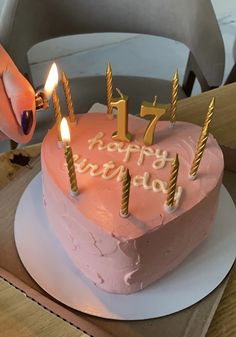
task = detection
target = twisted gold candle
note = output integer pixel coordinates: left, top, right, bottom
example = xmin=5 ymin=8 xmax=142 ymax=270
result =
xmin=52 ymin=90 xmax=62 ymax=141
xmin=120 ymin=168 xmax=131 ymax=218
xmin=189 ymin=126 xmax=209 ymax=179
xmin=64 ymin=145 xmax=79 ymax=196
xmin=170 ymin=70 xmax=179 ymax=124
xmin=62 ymin=71 xmax=76 ymax=124
xmin=60 ymin=118 xmax=79 ymax=197
xmin=203 ymin=97 xmax=215 ymax=130
xmin=189 ymin=98 xmax=215 ymax=179
xmin=106 ymin=63 xmax=113 ymax=117
xmin=165 ymin=154 xmax=179 ymax=211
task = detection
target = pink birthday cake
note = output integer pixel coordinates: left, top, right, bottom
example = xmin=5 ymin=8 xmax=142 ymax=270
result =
xmin=41 ymin=112 xmax=223 ymax=294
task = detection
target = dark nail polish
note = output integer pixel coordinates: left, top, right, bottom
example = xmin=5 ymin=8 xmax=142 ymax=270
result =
xmin=21 ymin=110 xmax=33 ymax=135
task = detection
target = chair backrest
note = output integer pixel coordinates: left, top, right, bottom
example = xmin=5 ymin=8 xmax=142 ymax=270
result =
xmin=1 ymin=0 xmax=224 ymax=87
xmin=225 ymin=37 xmax=236 ymax=84
xmin=233 ymin=38 xmax=236 ymax=62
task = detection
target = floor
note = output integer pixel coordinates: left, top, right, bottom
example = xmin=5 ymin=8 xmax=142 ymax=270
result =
xmin=0 ymin=0 xmax=236 ymax=152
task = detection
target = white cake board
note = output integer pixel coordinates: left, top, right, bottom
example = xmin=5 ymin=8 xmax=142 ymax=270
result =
xmin=14 ymin=173 xmax=236 ymax=320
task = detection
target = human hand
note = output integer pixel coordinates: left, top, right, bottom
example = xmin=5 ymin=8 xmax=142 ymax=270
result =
xmin=0 ymin=44 xmax=36 ymax=144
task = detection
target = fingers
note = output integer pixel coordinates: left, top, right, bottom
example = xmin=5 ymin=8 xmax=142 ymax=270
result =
xmin=0 ymin=131 xmax=7 ymax=141
xmin=0 ymin=78 xmax=36 ymax=144
xmin=3 ymin=66 xmax=36 ymax=126
xmin=0 ymin=44 xmax=36 ymax=143
xmin=0 ymin=45 xmax=17 ymax=76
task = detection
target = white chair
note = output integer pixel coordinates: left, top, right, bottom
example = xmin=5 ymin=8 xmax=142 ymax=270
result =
xmin=0 ymin=0 xmax=225 ymax=144
xmin=225 ymin=37 xmax=236 ymax=84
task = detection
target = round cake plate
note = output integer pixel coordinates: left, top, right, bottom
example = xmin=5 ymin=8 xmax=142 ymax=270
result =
xmin=14 ymin=173 xmax=236 ymax=320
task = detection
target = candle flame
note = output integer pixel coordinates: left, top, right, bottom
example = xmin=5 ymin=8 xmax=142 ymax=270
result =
xmin=44 ymin=63 xmax=58 ymax=97
xmin=60 ymin=117 xmax=71 ymax=143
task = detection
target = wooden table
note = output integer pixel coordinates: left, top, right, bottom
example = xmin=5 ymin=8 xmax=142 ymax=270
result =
xmin=0 ymin=83 xmax=236 ymax=337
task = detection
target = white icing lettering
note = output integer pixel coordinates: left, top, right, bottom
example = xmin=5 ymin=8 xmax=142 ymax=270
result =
xmin=107 ymin=141 xmax=125 ymax=152
xmin=174 ymin=186 xmax=183 ymax=209
xmin=152 ymin=178 xmax=168 ymax=193
xmin=137 ymin=146 xmax=155 ymax=166
xmin=132 ymin=171 xmax=177 ymax=194
xmin=88 ymin=132 xmax=174 ymax=169
xmin=119 ymin=143 xmax=140 ymax=162
xmin=65 ymin=155 xmax=183 ymax=208
xmin=88 ymin=132 xmax=107 ymax=151
xmin=68 ymin=132 xmax=184 ymax=211
xmin=152 ymin=149 xmax=173 ymax=169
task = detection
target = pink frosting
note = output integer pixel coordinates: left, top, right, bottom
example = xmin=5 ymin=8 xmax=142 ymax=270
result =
xmin=41 ymin=113 xmax=223 ymax=294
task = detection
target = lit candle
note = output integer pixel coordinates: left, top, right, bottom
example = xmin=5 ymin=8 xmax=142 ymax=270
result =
xmin=120 ymin=168 xmax=131 ymax=218
xmin=189 ymin=98 xmax=215 ymax=179
xmin=43 ymin=63 xmax=62 ymax=141
xmin=60 ymin=118 xmax=79 ymax=197
xmin=140 ymin=96 xmax=166 ymax=145
xmin=165 ymin=154 xmax=179 ymax=212
xmin=62 ymin=71 xmax=76 ymax=125
xmin=44 ymin=63 xmax=58 ymax=98
xmin=170 ymin=70 xmax=179 ymax=124
xmin=52 ymin=90 xmax=62 ymax=141
xmin=35 ymin=62 xmax=59 ymax=110
xmin=106 ymin=63 xmax=113 ymax=117
xmin=111 ymin=88 xmax=132 ymax=142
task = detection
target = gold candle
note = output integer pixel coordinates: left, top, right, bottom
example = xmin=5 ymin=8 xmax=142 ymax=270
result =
xmin=60 ymin=118 xmax=79 ymax=197
xmin=44 ymin=63 xmax=58 ymax=98
xmin=106 ymin=63 xmax=113 ymax=117
xmin=111 ymin=88 xmax=132 ymax=142
xmin=52 ymin=90 xmax=62 ymax=141
xmin=140 ymin=96 xmax=166 ymax=146
xmin=170 ymin=70 xmax=179 ymax=124
xmin=120 ymin=168 xmax=131 ymax=218
xmin=189 ymin=126 xmax=209 ymax=179
xmin=62 ymin=71 xmax=76 ymax=125
xmin=44 ymin=63 xmax=62 ymax=141
xmin=165 ymin=154 xmax=179 ymax=211
xmin=189 ymin=98 xmax=215 ymax=179
xmin=203 ymin=97 xmax=215 ymax=130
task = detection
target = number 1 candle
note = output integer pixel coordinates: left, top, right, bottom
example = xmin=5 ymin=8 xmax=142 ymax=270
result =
xmin=111 ymin=88 xmax=133 ymax=142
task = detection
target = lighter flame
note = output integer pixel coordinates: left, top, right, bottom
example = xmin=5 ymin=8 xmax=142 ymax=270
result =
xmin=60 ymin=117 xmax=71 ymax=143
xmin=44 ymin=63 xmax=58 ymax=97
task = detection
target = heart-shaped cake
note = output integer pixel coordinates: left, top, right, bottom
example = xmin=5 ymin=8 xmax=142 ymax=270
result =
xmin=41 ymin=113 xmax=223 ymax=294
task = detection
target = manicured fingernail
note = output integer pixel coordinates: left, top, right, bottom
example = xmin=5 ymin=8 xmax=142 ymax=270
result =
xmin=21 ymin=110 xmax=33 ymax=135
